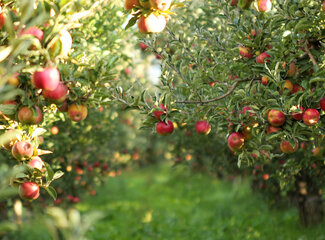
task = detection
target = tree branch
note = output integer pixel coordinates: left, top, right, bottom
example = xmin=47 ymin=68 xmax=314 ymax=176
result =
xmin=175 ymin=78 xmax=250 ymax=104
xmin=305 ymin=40 xmax=317 ymax=66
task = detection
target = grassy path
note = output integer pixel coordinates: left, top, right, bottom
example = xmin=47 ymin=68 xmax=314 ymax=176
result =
xmin=77 ymin=165 xmax=325 ymax=240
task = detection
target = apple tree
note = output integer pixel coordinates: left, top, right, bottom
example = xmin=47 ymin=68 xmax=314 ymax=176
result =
xmin=124 ymin=0 xmax=325 ymax=226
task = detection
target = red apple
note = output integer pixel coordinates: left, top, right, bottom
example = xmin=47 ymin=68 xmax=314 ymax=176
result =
xmin=42 ymin=82 xmax=68 ymax=103
xmin=32 ymin=67 xmax=60 ymax=91
xmin=230 ymin=0 xmax=238 ymax=6
xmin=281 ymin=80 xmax=293 ymax=93
xmin=268 ymin=109 xmax=285 ymax=127
xmin=291 ymin=84 xmax=305 ymax=94
xmin=320 ymin=97 xmax=325 ymax=111
xmin=156 ymin=120 xmax=174 ymax=136
xmin=280 ymin=139 xmax=298 ymax=154
xmin=256 ymin=52 xmax=271 ymax=64
xmin=291 ymin=105 xmax=305 ymax=120
xmin=0 ymin=6 xmax=5 ymax=29
xmin=323 ymin=1 xmax=325 ymax=12
xmin=267 ymin=125 xmax=281 ymax=134
xmin=255 ymin=0 xmax=272 ymax=12
xmin=153 ymin=104 xmax=166 ymax=120
xmin=228 ymin=132 xmax=245 ymax=151
xmin=18 ymin=106 xmax=43 ymax=125
xmin=312 ymin=147 xmax=321 ymax=157
xmin=137 ymin=14 xmax=167 ymax=34
xmin=302 ymin=108 xmax=319 ymax=126
xmin=29 ymin=156 xmax=44 ymax=170
xmin=195 ymin=121 xmax=211 ymax=135
xmin=149 ymin=0 xmax=172 ymax=11
xmin=68 ymin=103 xmax=88 ymax=122
xmin=241 ymin=106 xmax=255 ymax=117
xmin=51 ymin=126 xmax=59 ymax=135
xmin=125 ymin=0 xmax=140 ymax=10
xmin=20 ymin=27 xmax=44 ymax=42
xmin=12 ymin=141 xmax=34 ymax=161
xmin=139 ymin=42 xmax=148 ymax=50
xmin=238 ymin=45 xmax=253 ymax=59
xmin=19 ymin=182 xmax=40 ymax=200
xmin=261 ymin=76 xmax=268 ymax=86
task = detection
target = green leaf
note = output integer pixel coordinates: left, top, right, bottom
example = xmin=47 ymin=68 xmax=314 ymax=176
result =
xmin=53 ymin=171 xmax=64 ymax=180
xmin=45 ymin=186 xmax=57 ymax=200
xmin=44 ymin=162 xmax=54 ymax=182
xmin=125 ymin=16 xmax=138 ymax=30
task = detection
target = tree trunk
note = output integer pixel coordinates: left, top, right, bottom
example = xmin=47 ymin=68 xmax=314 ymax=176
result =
xmin=296 ymin=177 xmax=324 ymax=227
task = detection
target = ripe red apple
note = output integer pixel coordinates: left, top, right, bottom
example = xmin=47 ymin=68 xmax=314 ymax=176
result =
xmin=19 ymin=182 xmax=40 ymax=200
xmin=255 ymin=0 xmax=272 ymax=12
xmin=256 ymin=52 xmax=271 ymax=64
xmin=139 ymin=42 xmax=148 ymax=50
xmin=312 ymin=147 xmax=321 ymax=157
xmin=137 ymin=14 xmax=167 ymax=34
xmin=42 ymin=82 xmax=68 ymax=104
xmin=12 ymin=141 xmax=34 ymax=161
xmin=195 ymin=121 xmax=211 ymax=135
xmin=18 ymin=106 xmax=43 ymax=125
xmin=20 ymin=26 xmax=44 ymax=42
xmin=238 ymin=45 xmax=253 ymax=58
xmin=241 ymin=106 xmax=255 ymax=117
xmin=268 ymin=109 xmax=285 ymax=127
xmin=261 ymin=76 xmax=268 ymax=86
xmin=0 ymin=6 xmax=5 ymax=29
xmin=32 ymin=67 xmax=60 ymax=91
xmin=230 ymin=0 xmax=238 ymax=6
xmin=291 ymin=105 xmax=305 ymax=120
xmin=263 ymin=174 xmax=269 ymax=180
xmin=153 ymin=104 xmax=166 ymax=120
xmin=29 ymin=156 xmax=44 ymax=170
xmin=323 ymin=1 xmax=325 ymax=12
xmin=320 ymin=97 xmax=325 ymax=111
xmin=149 ymin=0 xmax=172 ymax=11
xmin=51 ymin=126 xmax=59 ymax=135
xmin=302 ymin=108 xmax=319 ymax=126
xmin=282 ymin=80 xmax=293 ymax=93
xmin=267 ymin=125 xmax=281 ymax=134
xmin=228 ymin=132 xmax=245 ymax=152
xmin=156 ymin=120 xmax=174 ymax=136
xmin=291 ymin=84 xmax=305 ymax=94
xmin=125 ymin=0 xmax=140 ymax=10
xmin=68 ymin=103 xmax=88 ymax=122
xmin=280 ymin=139 xmax=298 ymax=154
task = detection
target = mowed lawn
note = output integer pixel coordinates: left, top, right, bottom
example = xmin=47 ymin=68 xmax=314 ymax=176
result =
xmin=77 ymin=164 xmax=325 ymax=240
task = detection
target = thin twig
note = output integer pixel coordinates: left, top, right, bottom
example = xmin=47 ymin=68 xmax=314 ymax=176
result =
xmin=175 ymin=78 xmax=250 ymax=104
xmin=305 ymin=40 xmax=317 ymax=66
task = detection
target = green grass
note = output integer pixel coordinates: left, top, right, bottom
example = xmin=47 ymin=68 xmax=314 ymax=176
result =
xmin=8 ymin=164 xmax=325 ymax=240
xmin=77 ymin=164 xmax=325 ymax=240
